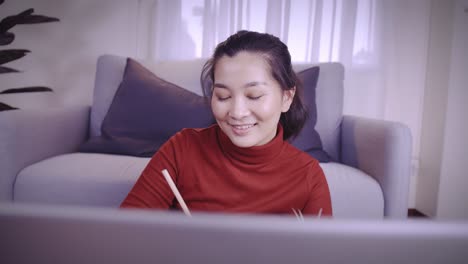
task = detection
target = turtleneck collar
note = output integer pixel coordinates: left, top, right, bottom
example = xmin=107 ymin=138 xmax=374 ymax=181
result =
xmin=216 ymin=123 xmax=285 ymax=165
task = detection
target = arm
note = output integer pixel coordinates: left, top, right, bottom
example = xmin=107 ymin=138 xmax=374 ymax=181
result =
xmin=0 ymin=106 xmax=90 ymax=201
xmin=341 ymin=115 xmax=412 ymax=218
xmin=303 ymin=161 xmax=333 ymax=216
xmin=120 ymin=132 xmax=184 ymax=209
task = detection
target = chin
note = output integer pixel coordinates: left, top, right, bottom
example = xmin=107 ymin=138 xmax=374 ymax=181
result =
xmin=229 ymin=138 xmax=257 ymax=148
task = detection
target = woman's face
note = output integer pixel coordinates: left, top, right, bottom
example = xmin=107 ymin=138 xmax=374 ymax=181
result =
xmin=211 ymin=51 xmax=295 ymax=148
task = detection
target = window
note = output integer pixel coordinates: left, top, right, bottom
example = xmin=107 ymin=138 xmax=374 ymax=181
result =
xmin=154 ymin=0 xmax=378 ymax=65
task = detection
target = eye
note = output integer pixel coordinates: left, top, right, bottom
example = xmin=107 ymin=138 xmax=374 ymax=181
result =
xmin=216 ymin=95 xmax=231 ymax=101
xmin=213 ymin=90 xmax=231 ymax=102
xmin=247 ymin=95 xmax=263 ymax=100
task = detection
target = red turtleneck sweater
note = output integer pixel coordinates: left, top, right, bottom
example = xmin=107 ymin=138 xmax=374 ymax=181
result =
xmin=120 ymin=124 xmax=332 ymax=216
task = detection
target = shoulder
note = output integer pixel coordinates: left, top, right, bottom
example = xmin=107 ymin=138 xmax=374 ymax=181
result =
xmin=177 ymin=124 xmax=217 ymax=141
xmin=163 ymin=124 xmax=217 ymax=150
xmin=282 ymin=142 xmax=319 ymax=166
xmin=286 ymin=146 xmax=326 ymax=188
xmin=279 ymin=143 xmax=325 ymax=190
xmin=153 ymin=125 xmax=218 ymax=161
xmin=282 ymin=142 xmax=323 ymax=179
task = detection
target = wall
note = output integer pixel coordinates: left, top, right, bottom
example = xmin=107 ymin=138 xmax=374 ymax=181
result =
xmin=0 ymin=0 xmax=139 ymax=108
xmin=417 ymin=0 xmax=468 ymax=219
xmin=436 ymin=0 xmax=468 ymax=219
xmin=378 ymin=1 xmax=432 ymax=208
xmin=416 ymin=0 xmax=455 ymax=217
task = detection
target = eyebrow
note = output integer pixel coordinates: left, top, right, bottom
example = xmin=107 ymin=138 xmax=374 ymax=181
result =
xmin=213 ymin=81 xmax=267 ymax=89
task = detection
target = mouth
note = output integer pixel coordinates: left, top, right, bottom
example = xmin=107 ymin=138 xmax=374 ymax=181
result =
xmin=229 ymin=123 xmax=257 ymax=135
xmin=230 ymin=123 xmax=256 ymax=129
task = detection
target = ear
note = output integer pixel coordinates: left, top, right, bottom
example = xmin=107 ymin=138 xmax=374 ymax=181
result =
xmin=281 ymin=87 xmax=296 ymax=112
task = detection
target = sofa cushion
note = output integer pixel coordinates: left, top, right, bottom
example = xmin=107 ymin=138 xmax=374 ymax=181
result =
xmin=14 ymin=153 xmax=150 ymax=207
xmin=80 ymin=58 xmax=214 ymax=157
xmin=292 ymin=67 xmax=329 ymax=162
xmin=89 ymin=55 xmax=208 ymax=138
xmin=90 ymin=55 xmax=127 ymax=138
xmin=293 ymin=63 xmax=344 ymax=162
xmin=14 ymin=153 xmax=384 ymax=218
xmin=321 ymin=162 xmax=384 ymax=219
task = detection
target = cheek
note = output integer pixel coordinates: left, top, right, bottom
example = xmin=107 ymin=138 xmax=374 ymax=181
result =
xmin=210 ymin=98 xmax=227 ymax=118
xmin=255 ymin=98 xmax=283 ymax=118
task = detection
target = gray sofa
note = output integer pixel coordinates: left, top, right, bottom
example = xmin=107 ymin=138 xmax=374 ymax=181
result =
xmin=0 ymin=54 xmax=412 ymax=219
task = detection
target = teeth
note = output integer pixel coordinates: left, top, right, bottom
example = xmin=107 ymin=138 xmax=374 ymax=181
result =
xmin=232 ymin=124 xmax=254 ymax=130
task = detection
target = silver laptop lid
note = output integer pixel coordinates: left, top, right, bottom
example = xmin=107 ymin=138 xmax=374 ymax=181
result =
xmin=1 ymin=203 xmax=467 ymax=264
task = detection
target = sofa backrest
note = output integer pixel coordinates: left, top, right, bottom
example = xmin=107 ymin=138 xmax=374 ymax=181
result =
xmin=90 ymin=54 xmax=344 ymax=161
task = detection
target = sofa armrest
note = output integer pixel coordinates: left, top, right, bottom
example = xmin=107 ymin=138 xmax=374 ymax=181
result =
xmin=341 ymin=115 xmax=412 ymax=218
xmin=0 ymin=106 xmax=90 ymax=201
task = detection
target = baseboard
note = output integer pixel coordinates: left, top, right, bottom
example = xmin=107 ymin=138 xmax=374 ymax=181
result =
xmin=408 ymin=208 xmax=428 ymax=218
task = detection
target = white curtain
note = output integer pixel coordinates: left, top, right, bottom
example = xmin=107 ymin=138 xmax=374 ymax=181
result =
xmin=137 ymin=0 xmax=431 ymax=159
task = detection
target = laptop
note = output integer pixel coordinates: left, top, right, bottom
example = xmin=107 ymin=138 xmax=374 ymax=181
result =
xmin=1 ymin=203 xmax=467 ymax=264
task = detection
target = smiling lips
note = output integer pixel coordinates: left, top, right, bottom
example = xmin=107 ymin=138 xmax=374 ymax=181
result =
xmin=230 ymin=123 xmax=256 ymax=135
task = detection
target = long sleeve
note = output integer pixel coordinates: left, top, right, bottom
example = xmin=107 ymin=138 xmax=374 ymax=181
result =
xmin=120 ymin=131 xmax=186 ymax=209
xmin=303 ymin=160 xmax=333 ymax=216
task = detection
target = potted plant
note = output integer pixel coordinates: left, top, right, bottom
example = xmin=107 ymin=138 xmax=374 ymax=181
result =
xmin=0 ymin=0 xmax=59 ymax=111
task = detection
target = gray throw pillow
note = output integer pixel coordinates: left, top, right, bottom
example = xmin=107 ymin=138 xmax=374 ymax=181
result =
xmin=79 ymin=58 xmax=214 ymax=157
xmin=291 ymin=66 xmax=330 ymax=162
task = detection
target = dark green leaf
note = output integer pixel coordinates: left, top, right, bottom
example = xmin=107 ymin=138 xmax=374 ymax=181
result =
xmin=0 ymin=16 xmax=17 ymax=33
xmin=0 ymin=102 xmax=19 ymax=111
xmin=16 ymin=8 xmax=35 ymax=18
xmin=0 ymin=9 xmax=34 ymax=32
xmin=0 ymin=32 xmax=15 ymax=45
xmin=17 ymin=15 xmax=60 ymax=24
xmin=0 ymin=9 xmax=34 ymax=30
xmin=0 ymin=87 xmax=53 ymax=94
xmin=0 ymin=8 xmax=59 ymax=33
xmin=0 ymin=49 xmax=30 ymax=65
xmin=0 ymin=65 xmax=20 ymax=73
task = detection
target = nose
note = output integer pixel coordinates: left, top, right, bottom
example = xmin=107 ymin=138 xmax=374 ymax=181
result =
xmin=228 ymin=98 xmax=250 ymax=120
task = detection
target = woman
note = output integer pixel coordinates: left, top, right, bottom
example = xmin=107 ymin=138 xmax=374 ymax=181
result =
xmin=120 ymin=30 xmax=332 ymax=216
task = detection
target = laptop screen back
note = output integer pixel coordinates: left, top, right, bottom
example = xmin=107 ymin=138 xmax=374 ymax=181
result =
xmin=1 ymin=203 xmax=467 ymax=264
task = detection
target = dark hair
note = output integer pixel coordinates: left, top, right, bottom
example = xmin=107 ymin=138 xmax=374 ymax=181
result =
xmin=200 ymin=30 xmax=308 ymax=140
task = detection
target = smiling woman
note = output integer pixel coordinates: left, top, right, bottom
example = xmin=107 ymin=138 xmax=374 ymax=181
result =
xmin=201 ymin=31 xmax=308 ymax=142
xmin=120 ymin=30 xmax=332 ymax=217
xmin=210 ymin=51 xmax=295 ymax=147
